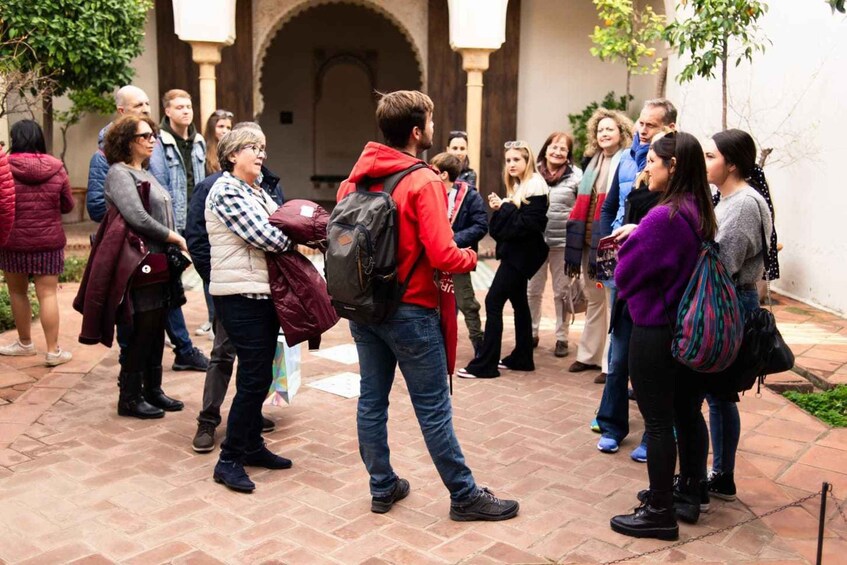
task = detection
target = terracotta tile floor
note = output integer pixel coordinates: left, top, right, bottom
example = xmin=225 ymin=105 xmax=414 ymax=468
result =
xmin=1 ymin=260 xmax=847 ymax=563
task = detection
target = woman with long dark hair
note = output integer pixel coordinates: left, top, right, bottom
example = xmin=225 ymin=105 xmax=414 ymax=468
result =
xmin=458 ymin=141 xmax=549 ymax=379
xmin=610 ymin=132 xmax=717 ymax=540
xmin=0 ymin=120 xmax=75 ymax=365
xmin=702 ymin=129 xmax=773 ymax=502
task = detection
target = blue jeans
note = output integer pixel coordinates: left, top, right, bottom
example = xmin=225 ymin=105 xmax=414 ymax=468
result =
xmin=597 ymin=285 xmax=633 ymax=442
xmin=350 ymin=304 xmax=477 ymax=501
xmin=706 ymin=288 xmax=760 ymax=474
xmin=165 ymin=306 xmax=194 ymax=357
xmin=216 ymin=295 xmax=280 ymax=461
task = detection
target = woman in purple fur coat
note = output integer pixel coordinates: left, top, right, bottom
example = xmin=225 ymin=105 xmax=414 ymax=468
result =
xmin=608 ymin=132 xmax=718 ymax=541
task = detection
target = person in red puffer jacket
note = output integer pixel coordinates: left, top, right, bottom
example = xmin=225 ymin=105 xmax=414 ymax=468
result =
xmin=0 ymin=120 xmax=75 ymax=366
xmin=0 ymin=145 xmax=14 ymax=246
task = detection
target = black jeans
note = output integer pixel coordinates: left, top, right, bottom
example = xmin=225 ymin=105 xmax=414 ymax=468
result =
xmin=122 ymin=307 xmax=166 ymax=374
xmin=216 ymin=295 xmax=280 ymax=462
xmin=466 ymin=261 xmax=533 ymax=377
xmin=629 ymin=325 xmax=708 ymax=509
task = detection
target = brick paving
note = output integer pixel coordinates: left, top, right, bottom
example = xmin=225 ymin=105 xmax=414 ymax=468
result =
xmin=1 ymin=260 xmax=847 ymax=563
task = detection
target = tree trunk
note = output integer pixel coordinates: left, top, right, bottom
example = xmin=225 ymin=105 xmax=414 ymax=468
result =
xmin=655 ymin=58 xmax=669 ymax=98
xmin=721 ymin=38 xmax=728 ymax=131
xmin=42 ymin=92 xmax=54 ymax=154
xmin=625 ymin=70 xmax=632 ymax=112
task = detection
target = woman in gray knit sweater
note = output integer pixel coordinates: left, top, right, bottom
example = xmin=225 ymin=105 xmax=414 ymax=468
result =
xmin=702 ymin=129 xmax=773 ymax=503
xmin=527 ymin=132 xmax=582 ymax=358
xmin=103 ymin=115 xmax=188 ymax=420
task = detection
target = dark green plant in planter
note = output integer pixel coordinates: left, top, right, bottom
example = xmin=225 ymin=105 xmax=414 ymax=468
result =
xmin=784 ymin=386 xmax=847 ymax=427
xmin=59 ymin=256 xmax=88 ymax=283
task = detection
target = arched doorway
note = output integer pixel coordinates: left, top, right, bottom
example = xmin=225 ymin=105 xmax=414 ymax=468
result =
xmin=257 ymin=2 xmax=423 ymax=205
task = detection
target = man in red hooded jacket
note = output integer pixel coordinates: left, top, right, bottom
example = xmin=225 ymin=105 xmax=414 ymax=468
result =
xmin=337 ymin=90 xmax=518 ymax=522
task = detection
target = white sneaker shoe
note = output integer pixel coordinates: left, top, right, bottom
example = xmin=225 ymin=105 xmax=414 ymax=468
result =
xmin=45 ymin=348 xmax=72 ymax=367
xmin=0 ymin=340 xmax=37 ymax=356
xmin=195 ymin=322 xmax=213 ymax=336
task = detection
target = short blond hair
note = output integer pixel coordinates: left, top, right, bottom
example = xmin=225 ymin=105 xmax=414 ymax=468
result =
xmin=376 ymin=90 xmax=434 ymax=148
xmin=584 ymin=108 xmax=634 ymax=158
xmin=162 ymin=89 xmax=191 ymax=109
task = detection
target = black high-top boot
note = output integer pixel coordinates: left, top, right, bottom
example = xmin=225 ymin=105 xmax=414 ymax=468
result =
xmin=673 ymin=476 xmax=702 ymax=524
xmin=143 ymin=366 xmax=184 ymax=411
xmin=611 ymin=490 xmax=679 ymax=540
xmin=118 ymin=371 xmax=165 ymax=419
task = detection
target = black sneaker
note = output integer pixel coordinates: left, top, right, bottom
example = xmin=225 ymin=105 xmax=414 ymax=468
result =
xmin=173 ymin=347 xmax=210 ymax=371
xmin=262 ymin=416 xmax=276 ymax=433
xmin=450 ymin=487 xmax=519 ymax=522
xmin=213 ymin=459 xmax=255 ymax=493
xmin=192 ymin=422 xmax=216 ymax=453
xmin=371 ymin=478 xmax=410 ymax=514
xmin=708 ymin=471 xmax=736 ymax=501
xmin=611 ymin=502 xmax=678 ymax=540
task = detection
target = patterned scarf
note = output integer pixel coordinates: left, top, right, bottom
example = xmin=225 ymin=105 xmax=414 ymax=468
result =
xmin=538 ymin=160 xmax=569 ymax=186
xmin=565 ymin=150 xmax=623 ymax=278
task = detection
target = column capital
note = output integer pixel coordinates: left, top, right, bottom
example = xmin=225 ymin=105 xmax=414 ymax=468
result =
xmin=459 ymin=48 xmax=494 ymax=73
xmin=188 ymin=41 xmax=225 ymax=65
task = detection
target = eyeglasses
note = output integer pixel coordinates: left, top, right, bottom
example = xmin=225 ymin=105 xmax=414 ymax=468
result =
xmin=449 ymin=130 xmax=468 ymax=139
xmin=133 ymin=132 xmax=156 ymax=142
xmin=504 ymin=140 xmax=529 ymax=149
xmin=242 ymin=144 xmax=267 ymax=158
xmin=213 ymin=109 xmax=234 ymax=118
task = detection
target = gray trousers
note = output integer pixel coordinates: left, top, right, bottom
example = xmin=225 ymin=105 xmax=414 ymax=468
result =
xmin=453 ymin=272 xmax=483 ymax=342
xmin=197 ymin=314 xmax=236 ymax=427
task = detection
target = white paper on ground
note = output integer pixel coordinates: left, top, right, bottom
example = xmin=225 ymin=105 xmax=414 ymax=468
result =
xmin=307 ymin=372 xmax=361 ymax=399
xmin=311 ymin=343 xmax=359 ymax=365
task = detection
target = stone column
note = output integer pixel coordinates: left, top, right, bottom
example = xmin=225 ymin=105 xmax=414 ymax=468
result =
xmin=189 ymin=42 xmax=225 ymax=134
xmin=459 ymin=48 xmax=493 ymax=181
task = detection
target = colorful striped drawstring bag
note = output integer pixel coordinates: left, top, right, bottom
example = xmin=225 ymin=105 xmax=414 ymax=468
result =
xmin=670 ymin=228 xmax=744 ymax=373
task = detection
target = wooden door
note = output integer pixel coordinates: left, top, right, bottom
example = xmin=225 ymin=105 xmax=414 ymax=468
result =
xmin=154 ymin=0 xmax=254 ymax=128
xmin=427 ymin=0 xmax=521 ymax=196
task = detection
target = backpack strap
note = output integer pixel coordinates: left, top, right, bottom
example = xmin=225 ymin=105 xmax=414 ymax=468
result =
xmin=384 ymin=162 xmax=430 ymax=293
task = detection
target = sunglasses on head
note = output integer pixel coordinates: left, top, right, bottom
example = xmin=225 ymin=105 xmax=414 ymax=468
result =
xmin=504 ymin=140 xmax=529 ymax=149
xmin=449 ymin=130 xmax=468 ymax=139
xmin=214 ymin=109 xmax=234 ymax=119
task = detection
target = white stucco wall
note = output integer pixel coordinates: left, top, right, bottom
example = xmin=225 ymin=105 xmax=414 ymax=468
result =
xmin=56 ymin=10 xmax=160 ymax=190
xmin=664 ymin=4 xmax=847 ymax=314
xmin=516 ymin=0 xmax=665 ymax=149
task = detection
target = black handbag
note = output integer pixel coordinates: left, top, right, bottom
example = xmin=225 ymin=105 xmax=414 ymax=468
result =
xmin=720 ymin=223 xmax=794 ymax=394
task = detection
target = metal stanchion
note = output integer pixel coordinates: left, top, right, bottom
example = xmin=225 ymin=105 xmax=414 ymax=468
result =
xmin=818 ymin=482 xmax=831 ymax=565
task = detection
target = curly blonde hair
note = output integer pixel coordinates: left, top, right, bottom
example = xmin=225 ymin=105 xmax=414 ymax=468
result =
xmin=584 ymin=108 xmax=634 ymax=158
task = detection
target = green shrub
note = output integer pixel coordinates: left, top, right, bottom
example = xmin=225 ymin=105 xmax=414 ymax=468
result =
xmin=784 ymin=386 xmax=847 ymax=427
xmin=0 ymin=284 xmax=40 ymax=332
xmin=568 ymin=91 xmax=633 ymax=166
xmin=59 ymin=256 xmax=88 ymax=283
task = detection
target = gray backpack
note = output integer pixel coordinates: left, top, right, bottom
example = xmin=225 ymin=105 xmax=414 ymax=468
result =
xmin=325 ymin=163 xmax=427 ymax=324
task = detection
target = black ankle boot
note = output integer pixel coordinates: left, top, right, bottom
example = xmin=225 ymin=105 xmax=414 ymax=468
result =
xmin=673 ymin=476 xmax=702 ymax=524
xmin=143 ymin=366 xmax=184 ymax=411
xmin=611 ymin=496 xmax=678 ymax=540
xmin=118 ymin=371 xmax=164 ymax=419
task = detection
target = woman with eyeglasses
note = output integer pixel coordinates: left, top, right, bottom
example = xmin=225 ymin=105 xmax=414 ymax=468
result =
xmin=196 ymin=109 xmax=235 ymax=339
xmin=527 ymin=132 xmax=582 ymax=358
xmin=206 ymin=127 xmax=293 ymax=493
xmin=446 ymin=130 xmax=477 ymax=187
xmin=458 ymin=141 xmax=549 ymax=379
xmin=101 ymin=114 xmax=188 ymax=419
xmin=565 ymin=109 xmax=633 ymax=379
xmin=610 ymin=132 xmax=717 ymax=540
xmin=0 ymin=120 xmax=75 ymax=366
